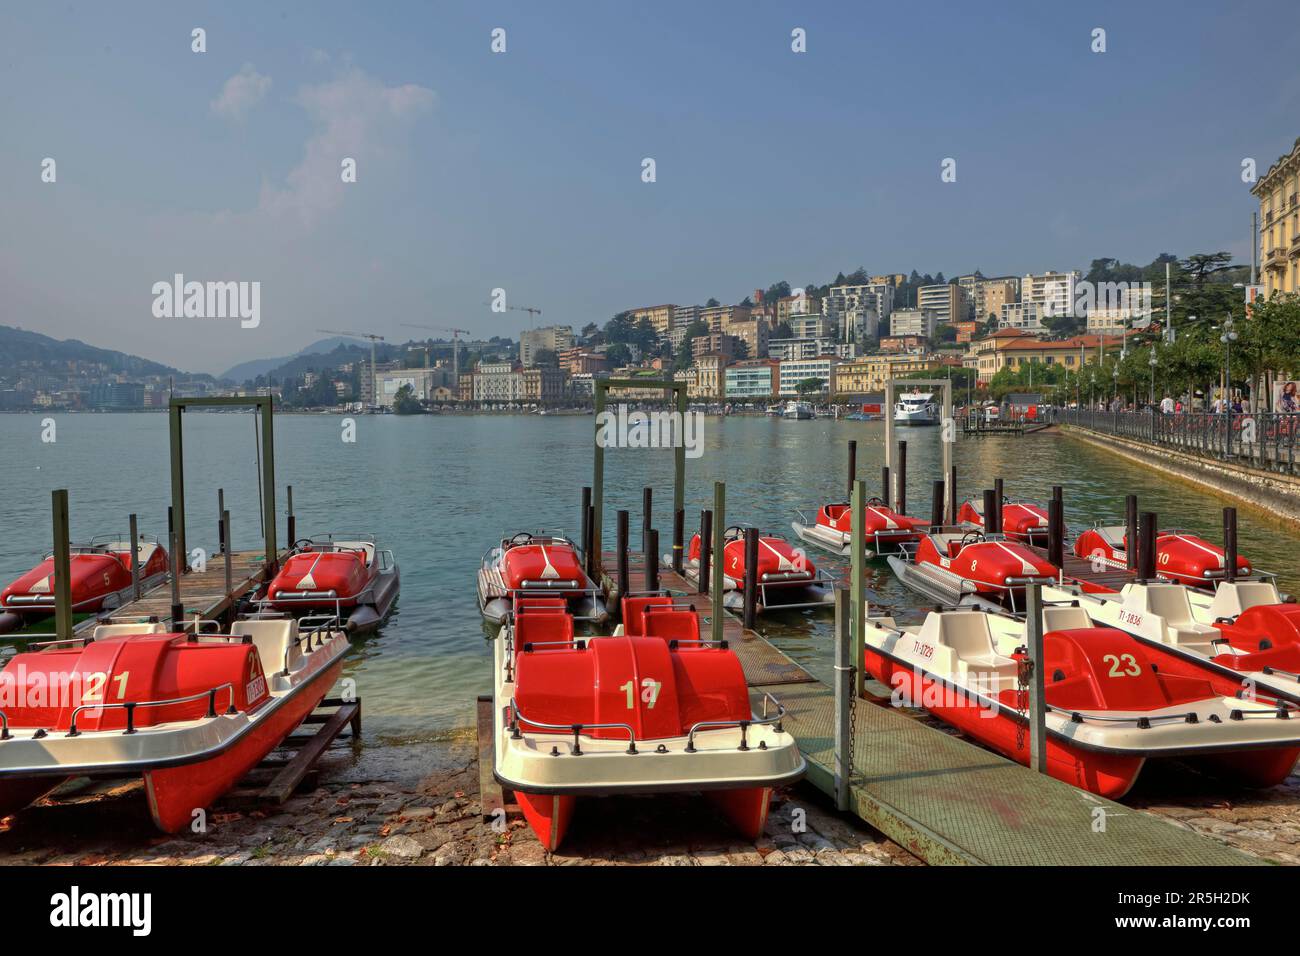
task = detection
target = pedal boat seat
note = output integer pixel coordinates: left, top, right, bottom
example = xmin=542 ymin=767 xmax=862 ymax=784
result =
xmin=916 ymin=611 xmax=1018 ymax=682
xmin=1140 ymin=585 xmax=1221 ymax=648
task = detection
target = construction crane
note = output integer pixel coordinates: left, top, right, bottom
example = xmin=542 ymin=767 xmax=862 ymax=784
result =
xmin=400 ymin=323 xmax=470 ymax=382
xmin=483 ymin=300 xmax=543 ymax=328
xmin=318 ymin=329 xmax=385 ymax=408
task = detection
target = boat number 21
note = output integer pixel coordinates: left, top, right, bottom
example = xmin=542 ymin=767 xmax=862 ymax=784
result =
xmin=621 ymin=678 xmax=662 ymax=708
xmin=1102 ymin=654 xmax=1141 ymax=678
xmin=82 ymin=671 xmax=129 ymax=702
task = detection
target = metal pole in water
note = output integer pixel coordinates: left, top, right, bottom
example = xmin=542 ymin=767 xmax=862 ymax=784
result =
xmin=929 ymin=480 xmax=945 ymax=531
xmin=948 ymin=465 xmax=958 ymax=525
xmin=982 ymin=489 xmax=998 ymax=535
xmin=833 ymin=588 xmax=851 ymax=812
xmin=846 ymin=440 xmax=857 ymax=500
xmin=223 ymin=510 xmax=233 ymax=600
xmin=642 ymin=487 xmax=652 ymax=553
xmin=52 ymin=490 xmax=73 ymax=644
xmin=645 ymin=528 xmax=660 ymax=593
xmin=129 ymin=512 xmax=141 ymax=600
xmin=711 ymin=482 xmax=725 ymax=646
xmin=1138 ymin=512 xmax=1158 ymax=581
xmin=1048 ymin=497 xmax=1064 ymax=569
xmin=585 ymin=504 xmax=595 ymax=579
xmin=699 ymin=510 xmax=713 ymax=595
xmin=217 ymin=488 xmax=226 ymax=555
xmin=169 ymin=530 xmax=183 ymax=627
xmin=993 ymin=478 xmax=1004 ymax=533
xmin=672 ymin=508 xmax=684 ymax=574
xmin=1026 ymin=583 xmax=1048 ymax=774
xmin=579 ymin=486 xmax=591 ymax=572
xmin=850 ymin=479 xmax=866 ymax=699
xmin=1223 ymin=507 xmax=1238 ymax=583
xmin=1125 ymin=495 xmax=1138 ymax=571
xmin=896 ymin=440 xmax=907 ymax=515
xmin=881 ymin=466 xmax=891 ymax=509
xmin=616 ymin=510 xmax=630 ymax=608
xmin=742 ymin=527 xmax=759 ymax=630
xmin=286 ymin=484 xmax=296 ymax=550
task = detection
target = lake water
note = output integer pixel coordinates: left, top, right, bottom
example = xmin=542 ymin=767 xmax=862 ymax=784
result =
xmin=3 ymin=412 xmax=1296 ymax=746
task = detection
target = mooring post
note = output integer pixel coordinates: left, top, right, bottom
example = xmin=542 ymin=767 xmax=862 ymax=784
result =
xmin=128 ymin=512 xmax=141 ymax=601
xmin=217 ymin=487 xmax=226 ymax=555
xmin=672 ymin=508 xmax=684 ymax=574
xmin=1026 ymin=583 xmax=1048 ymax=774
xmin=646 ymin=528 xmax=660 ymax=593
xmin=286 ymin=484 xmax=296 ymax=550
xmin=833 ymin=588 xmax=852 ymax=812
xmin=615 ymin=510 xmax=630 ymax=609
xmin=1223 ymin=507 xmax=1238 ymax=583
xmin=698 ymin=510 xmax=713 ymax=595
xmin=742 ymin=527 xmax=759 ymax=630
xmin=846 ymin=440 xmax=857 ymax=500
xmin=169 ymin=530 xmax=183 ymax=627
xmin=1125 ymin=494 xmax=1139 ymax=570
xmin=896 ymin=440 xmax=907 ymax=515
xmin=881 ymin=466 xmax=891 ymax=509
xmin=579 ymin=486 xmax=591 ymax=572
xmin=850 ymin=479 xmax=866 ymax=698
xmin=929 ymin=480 xmax=945 ymax=531
xmin=52 ymin=490 xmax=73 ymax=644
xmin=711 ymin=482 xmax=725 ymax=645
xmin=948 ymin=465 xmax=958 ymax=525
xmin=982 ymin=489 xmax=998 ymax=535
xmin=223 ymin=510 xmax=233 ymax=599
xmin=1048 ymin=496 xmax=1065 ymax=569
xmin=642 ymin=487 xmax=652 ymax=553
xmin=993 ymin=478 xmax=1004 ymax=533
xmin=584 ymin=504 xmax=596 ymax=579
xmin=1138 ymin=511 xmax=1158 ymax=581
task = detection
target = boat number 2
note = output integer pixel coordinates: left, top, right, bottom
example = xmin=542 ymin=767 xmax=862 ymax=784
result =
xmin=621 ymin=678 xmax=662 ymax=708
xmin=82 ymin=671 xmax=130 ymax=702
xmin=1102 ymin=654 xmax=1141 ymax=678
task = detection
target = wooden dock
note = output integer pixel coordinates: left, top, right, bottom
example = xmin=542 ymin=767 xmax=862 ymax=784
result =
xmin=603 ymin=550 xmax=1258 ymax=865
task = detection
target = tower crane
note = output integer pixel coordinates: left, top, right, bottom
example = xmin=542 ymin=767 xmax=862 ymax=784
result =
xmin=318 ymin=329 xmax=385 ymax=407
xmin=400 ymin=323 xmax=471 ymax=381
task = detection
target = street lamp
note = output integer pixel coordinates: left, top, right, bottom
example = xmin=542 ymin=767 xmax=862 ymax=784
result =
xmin=1148 ymin=347 xmax=1158 ymax=406
xmin=1219 ymin=315 xmax=1237 ymax=409
xmin=1112 ymin=362 xmax=1119 ymax=403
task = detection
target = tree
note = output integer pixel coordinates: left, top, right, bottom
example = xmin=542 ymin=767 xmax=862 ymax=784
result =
xmin=604 ymin=342 xmax=633 ymax=367
xmin=764 ymin=281 xmax=792 ymax=304
xmin=580 ymin=322 xmax=599 ymax=340
xmin=796 ymin=377 xmax=824 ymax=396
xmin=532 ymin=348 xmax=559 ymax=368
xmin=705 ymin=297 xmax=721 ymax=308
xmin=392 ymin=383 xmax=423 ymax=415
xmin=1180 ymin=252 xmax=1233 ymax=287
xmin=675 ymin=319 xmax=708 ymax=371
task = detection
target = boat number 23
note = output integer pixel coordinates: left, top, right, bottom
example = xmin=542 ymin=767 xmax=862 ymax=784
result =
xmin=1102 ymin=654 xmax=1141 ymax=678
xmin=620 ymin=678 xmax=662 ymax=709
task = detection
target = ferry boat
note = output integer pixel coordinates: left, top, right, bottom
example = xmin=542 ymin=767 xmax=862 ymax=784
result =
xmin=893 ymin=391 xmax=938 ymax=426
xmin=262 ymin=533 xmax=399 ymax=633
xmin=1072 ymin=525 xmax=1252 ymax=588
xmin=791 ymin=499 xmax=928 ymax=556
xmin=860 ymin=604 xmax=1300 ymax=799
xmin=782 ymin=401 xmax=814 ymax=420
xmin=957 ymin=498 xmax=1050 ymax=545
xmin=478 ymin=533 xmax=607 ymax=627
xmin=0 ymin=615 xmax=350 ymax=831
xmin=0 ymin=535 xmax=170 ymax=635
xmin=492 ymin=597 xmax=804 ymax=850
xmin=679 ymin=526 xmax=835 ymax=613
xmin=887 ymin=529 xmax=1057 ymax=611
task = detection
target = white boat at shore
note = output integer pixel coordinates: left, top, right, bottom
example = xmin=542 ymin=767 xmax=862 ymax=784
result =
xmin=894 ymin=391 xmax=938 ymax=426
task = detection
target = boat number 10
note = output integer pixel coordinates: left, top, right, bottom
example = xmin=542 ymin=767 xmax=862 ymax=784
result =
xmin=621 ymin=678 xmax=662 ymax=708
xmin=1102 ymin=654 xmax=1142 ymax=678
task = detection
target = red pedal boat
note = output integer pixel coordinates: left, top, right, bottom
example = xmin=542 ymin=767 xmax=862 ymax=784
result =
xmin=492 ymin=597 xmax=804 ymax=850
xmin=791 ymin=499 xmax=928 ymax=556
xmin=861 ymin=605 xmax=1300 ymax=798
xmin=0 ymin=616 xmax=349 ymax=831
xmin=478 ymin=533 xmax=607 ymax=627
xmin=887 ymin=529 xmax=1058 ymax=611
xmin=957 ymin=498 xmax=1049 ymax=545
xmin=263 ymin=533 xmax=399 ymax=632
xmin=1072 ymin=525 xmax=1252 ymax=588
xmin=0 ymin=536 xmax=169 ymax=634
xmin=680 ymin=525 xmax=835 ymax=613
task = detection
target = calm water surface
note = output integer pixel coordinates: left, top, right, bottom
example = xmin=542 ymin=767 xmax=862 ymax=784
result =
xmin=2 ymin=412 xmax=1296 ymax=743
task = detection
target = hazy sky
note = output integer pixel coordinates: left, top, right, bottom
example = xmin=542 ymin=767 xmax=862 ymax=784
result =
xmin=2 ymin=1 xmax=1298 ymax=375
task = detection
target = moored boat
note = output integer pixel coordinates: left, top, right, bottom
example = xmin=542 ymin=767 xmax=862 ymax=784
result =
xmin=1072 ymin=525 xmax=1253 ymax=588
xmin=0 ymin=615 xmax=350 ymax=830
xmin=957 ymin=498 xmax=1049 ymax=545
xmin=860 ymin=604 xmax=1300 ymax=798
xmin=678 ymin=525 xmax=835 ymax=613
xmin=893 ymin=391 xmax=938 ymax=426
xmin=261 ymin=533 xmax=399 ymax=633
xmin=492 ymin=598 xmax=804 ymax=849
xmin=887 ymin=529 xmax=1058 ymax=611
xmin=477 ymin=533 xmax=607 ymax=627
xmin=791 ymin=499 xmax=928 ymax=556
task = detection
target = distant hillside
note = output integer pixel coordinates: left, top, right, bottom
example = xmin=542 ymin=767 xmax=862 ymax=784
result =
xmin=0 ymin=324 xmax=195 ymax=378
xmin=220 ymin=336 xmax=364 ymax=383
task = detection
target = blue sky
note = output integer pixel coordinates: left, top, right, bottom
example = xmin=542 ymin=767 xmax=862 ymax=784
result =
xmin=2 ymin=0 xmax=1298 ymax=374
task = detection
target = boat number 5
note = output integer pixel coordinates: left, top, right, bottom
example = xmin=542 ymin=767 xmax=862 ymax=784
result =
xmin=621 ymin=678 xmax=662 ymax=709
xmin=1102 ymin=654 xmax=1141 ymax=678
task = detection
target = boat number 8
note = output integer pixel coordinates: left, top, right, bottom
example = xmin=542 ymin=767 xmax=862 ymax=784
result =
xmin=621 ymin=678 xmax=662 ymax=709
xmin=1102 ymin=654 xmax=1141 ymax=678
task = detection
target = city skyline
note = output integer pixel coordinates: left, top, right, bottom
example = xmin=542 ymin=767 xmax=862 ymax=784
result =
xmin=3 ymin=1 xmax=1298 ymax=373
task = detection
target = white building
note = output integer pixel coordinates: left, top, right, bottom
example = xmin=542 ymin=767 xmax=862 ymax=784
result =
xmin=1021 ymin=271 xmax=1080 ymax=319
xmin=473 ymin=361 xmax=523 ymax=402
xmin=787 ymin=313 xmax=832 ymax=339
xmin=769 ymin=337 xmax=856 ymax=362
xmin=999 ymin=301 xmax=1044 ymax=330
xmin=778 ymin=356 xmax=840 ymax=396
xmin=520 ymin=325 xmax=575 ymax=366
xmin=889 ymin=309 xmax=940 ymax=339
xmin=375 ymin=366 xmax=456 ymax=407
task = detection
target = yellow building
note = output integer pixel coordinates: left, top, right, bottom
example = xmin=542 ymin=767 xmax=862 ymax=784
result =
xmin=967 ymin=331 xmax=1124 ymax=384
xmin=831 ymin=354 xmax=942 ymax=395
xmin=629 ymin=304 xmax=677 ymax=336
xmin=1253 ymin=136 xmax=1300 ymax=296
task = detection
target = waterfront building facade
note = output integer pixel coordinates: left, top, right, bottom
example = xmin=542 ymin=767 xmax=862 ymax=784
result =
xmin=1252 ymin=136 xmax=1300 ymax=297
xmin=724 ymin=359 xmax=778 ymax=400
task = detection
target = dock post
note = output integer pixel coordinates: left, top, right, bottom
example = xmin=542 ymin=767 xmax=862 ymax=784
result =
xmin=850 ymin=479 xmax=866 ymax=698
xmin=51 ymin=490 xmax=73 ymax=644
xmin=672 ymin=508 xmax=684 ymax=574
xmin=169 ymin=530 xmax=183 ymax=626
xmin=286 ymin=484 xmax=296 ymax=549
xmin=896 ymin=440 xmax=907 ymax=516
xmin=1047 ymin=497 xmax=1065 ymax=569
xmin=642 ymin=487 xmax=652 ymax=553
xmin=993 ymin=478 xmax=1004 ymax=532
xmin=742 ymin=528 xmax=759 ymax=630
xmin=983 ymin=489 xmax=998 ymax=535
xmin=1124 ymin=495 xmax=1138 ymax=570
xmin=223 ymin=510 xmax=233 ymax=600
xmin=585 ymin=504 xmax=596 ymax=579
xmin=217 ymin=488 xmax=226 ymax=555
xmin=1138 ymin=512 xmax=1158 ymax=581
xmin=833 ymin=588 xmax=852 ymax=812
xmin=846 ymin=440 xmax=857 ymax=500
xmin=579 ymin=486 xmax=591 ymax=571
xmin=881 ymin=466 xmax=891 ymax=509
xmin=1026 ymin=583 xmax=1048 ymax=774
xmin=1223 ymin=507 xmax=1238 ymax=582
xmin=948 ymin=465 xmax=957 ymax=525
xmin=929 ymin=480 xmax=945 ymax=531
xmin=129 ymin=512 xmax=141 ymax=600
xmin=711 ymin=482 xmax=725 ymax=646
xmin=698 ymin=510 xmax=712 ymax=595
xmin=645 ymin=528 xmax=660 ymax=593
xmin=616 ymin=510 xmax=630 ymax=609
xmin=259 ymin=397 xmax=278 ymax=570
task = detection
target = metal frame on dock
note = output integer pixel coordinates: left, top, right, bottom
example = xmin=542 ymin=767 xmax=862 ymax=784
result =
xmin=884 ymin=378 xmax=954 ymax=522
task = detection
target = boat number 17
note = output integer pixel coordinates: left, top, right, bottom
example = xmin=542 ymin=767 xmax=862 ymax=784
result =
xmin=1102 ymin=654 xmax=1141 ymax=678
xmin=621 ymin=678 xmax=662 ymax=709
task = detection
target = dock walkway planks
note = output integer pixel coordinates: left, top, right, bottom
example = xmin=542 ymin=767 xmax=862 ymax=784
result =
xmin=602 ymin=550 xmax=1257 ymax=865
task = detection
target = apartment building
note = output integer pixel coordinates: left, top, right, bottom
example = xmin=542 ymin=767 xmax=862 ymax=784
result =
xmin=778 ymin=356 xmax=839 ymax=396
xmin=672 ymin=305 xmax=700 ymax=330
xmin=972 ymin=276 xmax=1020 ymax=324
xmin=519 ymin=324 xmax=575 ymax=366
xmin=917 ymin=283 xmax=969 ymax=325
xmin=693 ymin=353 xmax=727 ymax=399
xmin=878 ymin=334 xmax=928 ymax=353
xmin=1021 ymin=271 xmax=1080 ymax=319
xmin=691 ymin=332 xmax=739 ymax=362
xmin=472 ymin=361 xmax=524 ymax=402
xmin=699 ymin=303 xmax=752 ymax=332
xmin=831 ymin=355 xmax=943 ymax=396
xmin=375 ymin=366 xmax=456 ymax=407
xmin=870 ymin=274 xmax=907 ymax=287
xmin=724 ymin=360 xmax=778 ymax=400
xmin=967 ymin=329 xmax=1116 ymax=383
xmin=889 ymin=308 xmax=941 ymax=339
xmin=556 ymin=346 xmax=611 ymax=375
xmin=768 ymin=337 xmax=855 ymax=361
xmin=629 ymin=304 xmax=677 ymax=336
xmin=1253 ymin=136 xmax=1300 ymax=296
xmin=787 ymin=314 xmax=832 ymax=339
xmin=999 ymin=301 xmax=1045 ymax=330
xmin=728 ymin=318 xmax=769 ymax=358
